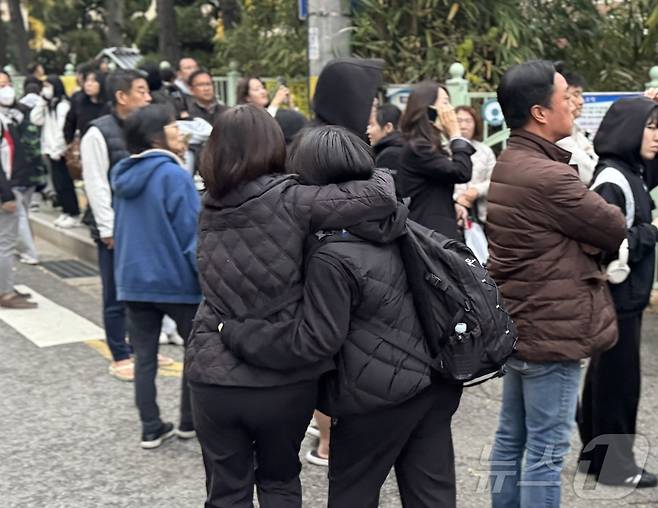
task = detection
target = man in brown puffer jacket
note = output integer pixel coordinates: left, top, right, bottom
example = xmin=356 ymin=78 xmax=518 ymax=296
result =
xmin=486 ymin=60 xmax=626 ymax=508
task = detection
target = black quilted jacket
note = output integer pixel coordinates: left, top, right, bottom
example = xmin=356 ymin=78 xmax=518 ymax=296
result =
xmin=185 ymin=171 xmax=398 ymax=387
xmin=221 ymin=206 xmax=441 ymax=416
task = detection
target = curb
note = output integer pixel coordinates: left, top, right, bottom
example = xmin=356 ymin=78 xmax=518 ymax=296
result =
xmin=29 ymin=212 xmax=98 ymax=266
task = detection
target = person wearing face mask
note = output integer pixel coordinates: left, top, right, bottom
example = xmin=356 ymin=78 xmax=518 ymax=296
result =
xmin=0 ymin=72 xmax=39 ymax=308
xmin=577 ymin=96 xmax=658 ymax=489
xmin=6 ymin=77 xmax=47 ymax=267
xmin=397 ymin=81 xmax=474 ymax=239
xmin=31 ymin=76 xmax=79 ymax=229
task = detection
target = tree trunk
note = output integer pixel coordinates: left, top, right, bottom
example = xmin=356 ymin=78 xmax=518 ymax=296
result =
xmin=157 ymin=0 xmax=180 ymax=64
xmin=8 ymin=0 xmax=31 ymax=73
xmin=0 ymin=21 xmax=9 ymax=69
xmin=106 ymin=0 xmax=125 ymax=47
xmin=221 ymin=0 xmax=241 ymax=29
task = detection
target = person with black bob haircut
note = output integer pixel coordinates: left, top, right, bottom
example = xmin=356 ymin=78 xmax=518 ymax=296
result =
xmin=397 ymin=80 xmax=475 ymax=239
xmin=186 ymin=104 xmax=398 ymax=507
xmin=219 ymin=124 xmax=463 ymax=508
xmin=111 ymin=104 xmax=201 ymax=449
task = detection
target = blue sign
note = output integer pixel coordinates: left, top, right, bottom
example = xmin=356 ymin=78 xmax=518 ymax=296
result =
xmin=299 ymin=0 xmax=308 ymax=20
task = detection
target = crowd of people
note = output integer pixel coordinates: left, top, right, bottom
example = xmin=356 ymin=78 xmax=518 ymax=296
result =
xmin=1 ymin=53 xmax=658 ymax=508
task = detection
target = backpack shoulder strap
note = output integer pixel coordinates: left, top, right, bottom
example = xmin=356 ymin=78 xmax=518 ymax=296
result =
xmin=590 ymin=166 xmax=635 ymax=228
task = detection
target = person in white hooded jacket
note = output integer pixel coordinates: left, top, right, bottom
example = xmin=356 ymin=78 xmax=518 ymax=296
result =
xmin=30 ymin=75 xmax=79 ymax=228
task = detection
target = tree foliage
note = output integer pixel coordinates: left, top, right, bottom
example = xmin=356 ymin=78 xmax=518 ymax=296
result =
xmin=351 ymin=0 xmax=658 ymax=90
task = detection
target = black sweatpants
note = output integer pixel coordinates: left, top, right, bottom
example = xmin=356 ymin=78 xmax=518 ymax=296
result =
xmin=125 ymin=301 xmax=198 ymax=433
xmin=578 ymin=313 xmax=643 ymax=481
xmin=328 ymin=382 xmax=463 ymax=508
xmin=190 ymin=381 xmax=317 ymax=508
xmin=49 ymin=157 xmax=80 ymax=217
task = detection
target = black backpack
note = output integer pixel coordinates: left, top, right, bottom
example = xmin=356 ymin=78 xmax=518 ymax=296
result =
xmin=398 ymin=220 xmax=517 ymax=385
xmin=310 ymin=220 xmax=517 ymax=386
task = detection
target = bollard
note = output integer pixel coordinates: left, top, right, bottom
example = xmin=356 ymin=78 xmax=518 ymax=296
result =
xmin=446 ymin=62 xmax=469 ymax=106
xmin=226 ymin=61 xmax=241 ymax=107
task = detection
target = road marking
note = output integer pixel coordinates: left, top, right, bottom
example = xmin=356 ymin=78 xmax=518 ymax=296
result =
xmin=0 ymin=285 xmax=104 ymax=347
xmin=86 ymin=339 xmax=182 ymax=377
xmin=1 ymin=286 xmax=182 ymax=377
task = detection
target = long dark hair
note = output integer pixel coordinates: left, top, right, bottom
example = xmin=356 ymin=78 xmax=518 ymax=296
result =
xmin=200 ymin=104 xmax=286 ymax=199
xmin=82 ymin=70 xmax=106 ymax=103
xmin=45 ymin=75 xmax=67 ymax=111
xmin=399 ymin=80 xmax=448 ymax=153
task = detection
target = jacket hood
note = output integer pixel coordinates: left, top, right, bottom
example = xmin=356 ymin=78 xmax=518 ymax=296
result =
xmin=111 ymin=149 xmax=184 ymax=199
xmin=348 ymin=203 xmax=408 ymax=244
xmin=373 ymin=131 xmax=404 ymax=154
xmin=313 ymin=58 xmax=383 ymax=140
xmin=594 ymin=97 xmax=658 ymax=171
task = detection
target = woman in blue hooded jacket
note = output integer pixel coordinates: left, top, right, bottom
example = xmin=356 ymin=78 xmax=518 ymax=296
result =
xmin=110 ymin=104 xmax=201 ymax=449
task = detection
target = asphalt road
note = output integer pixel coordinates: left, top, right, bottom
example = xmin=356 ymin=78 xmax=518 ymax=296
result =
xmin=2 ymin=238 xmax=658 ymax=507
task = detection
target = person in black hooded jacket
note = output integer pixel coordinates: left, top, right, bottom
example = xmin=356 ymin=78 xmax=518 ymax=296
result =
xmin=221 ymin=126 xmax=462 ymax=508
xmin=578 ymin=96 xmax=658 ymax=488
xmin=397 ymin=81 xmax=474 ymax=239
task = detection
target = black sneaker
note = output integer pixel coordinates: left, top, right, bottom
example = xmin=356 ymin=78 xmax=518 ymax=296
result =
xmin=598 ymin=469 xmax=658 ymax=489
xmin=141 ymin=422 xmax=176 ymax=449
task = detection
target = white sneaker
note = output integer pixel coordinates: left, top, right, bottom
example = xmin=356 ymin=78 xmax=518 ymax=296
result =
xmin=167 ymin=331 xmax=185 ymax=346
xmin=18 ymin=253 xmax=39 ymax=265
xmin=53 ymin=214 xmax=68 ymax=227
xmin=56 ymin=215 xmax=81 ymax=229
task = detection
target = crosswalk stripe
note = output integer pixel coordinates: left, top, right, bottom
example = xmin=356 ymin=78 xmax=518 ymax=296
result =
xmin=0 ymin=285 xmax=104 ymax=347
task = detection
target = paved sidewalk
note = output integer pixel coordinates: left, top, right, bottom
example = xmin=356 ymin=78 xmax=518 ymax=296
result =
xmin=2 ymin=238 xmax=658 ymax=507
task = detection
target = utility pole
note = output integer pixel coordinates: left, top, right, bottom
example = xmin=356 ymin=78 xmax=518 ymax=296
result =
xmin=307 ymin=0 xmax=351 ymax=98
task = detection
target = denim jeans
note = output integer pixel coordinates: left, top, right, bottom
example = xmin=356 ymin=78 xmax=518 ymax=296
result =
xmin=97 ymin=241 xmax=131 ymax=362
xmin=490 ymin=357 xmax=581 ymax=508
xmin=0 ymin=206 xmax=18 ymax=294
xmin=13 ymin=187 xmax=38 ymax=260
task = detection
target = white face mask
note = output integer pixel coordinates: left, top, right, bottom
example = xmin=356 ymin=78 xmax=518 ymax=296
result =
xmin=0 ymin=86 xmax=15 ymax=106
xmin=42 ymin=86 xmax=54 ymax=100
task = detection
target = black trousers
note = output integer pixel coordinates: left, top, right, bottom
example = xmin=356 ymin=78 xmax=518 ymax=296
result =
xmin=48 ymin=157 xmax=80 ymax=217
xmin=578 ymin=313 xmax=643 ymax=481
xmin=190 ymin=381 xmax=317 ymax=508
xmin=125 ymin=301 xmax=198 ymax=433
xmin=328 ymin=382 xmax=463 ymax=508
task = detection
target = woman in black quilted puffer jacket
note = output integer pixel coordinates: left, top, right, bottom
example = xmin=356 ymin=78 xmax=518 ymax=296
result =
xmin=185 ymin=104 xmax=398 ymax=508
xmin=220 ymin=125 xmax=463 ymax=508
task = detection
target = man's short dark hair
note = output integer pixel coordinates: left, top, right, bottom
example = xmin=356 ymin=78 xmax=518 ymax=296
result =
xmin=106 ymin=69 xmax=147 ymax=106
xmin=177 ymin=57 xmax=197 ymax=71
xmin=200 ymin=105 xmax=286 ymax=199
xmin=376 ymin=104 xmax=401 ymax=130
xmin=497 ymin=60 xmax=556 ymax=130
xmin=289 ymin=125 xmax=374 ymax=185
xmin=554 ymin=62 xmax=587 ymax=89
xmin=123 ymin=104 xmax=176 ymax=154
xmin=188 ymin=69 xmax=212 ymax=88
